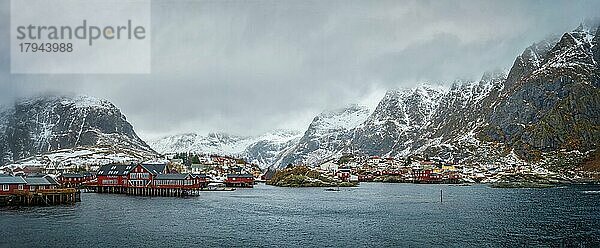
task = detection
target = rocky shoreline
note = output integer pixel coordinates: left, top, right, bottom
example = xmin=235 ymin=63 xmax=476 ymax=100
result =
xmin=266 ymin=166 xmax=358 ymax=187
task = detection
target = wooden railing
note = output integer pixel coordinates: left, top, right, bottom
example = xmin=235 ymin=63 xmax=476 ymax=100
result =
xmin=12 ymin=188 xmax=78 ymax=195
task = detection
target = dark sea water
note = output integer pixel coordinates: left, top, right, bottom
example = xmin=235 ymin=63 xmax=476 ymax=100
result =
xmin=1 ymin=183 xmax=599 ymax=248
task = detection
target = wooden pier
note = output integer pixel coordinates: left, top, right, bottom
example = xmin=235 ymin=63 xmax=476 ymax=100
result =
xmin=89 ymin=186 xmax=201 ymax=197
xmin=0 ymin=188 xmax=81 ymax=206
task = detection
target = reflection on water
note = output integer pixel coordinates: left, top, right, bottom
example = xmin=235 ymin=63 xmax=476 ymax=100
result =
xmin=1 ymin=183 xmax=599 ymax=248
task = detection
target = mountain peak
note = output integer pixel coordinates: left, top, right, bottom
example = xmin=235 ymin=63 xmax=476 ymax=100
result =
xmin=480 ymin=70 xmax=507 ymax=83
xmin=0 ymin=94 xmax=155 ymax=165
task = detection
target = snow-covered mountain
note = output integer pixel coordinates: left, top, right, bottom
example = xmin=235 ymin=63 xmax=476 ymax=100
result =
xmin=270 ymin=23 xmax=600 ymax=169
xmin=22 ymin=23 xmax=593 ymax=172
xmin=274 ymin=104 xmax=372 ymax=167
xmin=6 ymin=146 xmax=152 ymax=171
xmin=148 ymin=130 xmax=302 ymax=169
xmin=149 ymin=105 xmax=372 ymax=169
xmin=242 ymin=130 xmax=303 ymax=167
xmin=149 ymin=132 xmax=254 ymax=155
xmin=479 ymin=23 xmax=600 ymax=163
xmin=350 ymin=85 xmax=446 ymax=157
xmin=0 ymin=95 xmax=156 ymax=166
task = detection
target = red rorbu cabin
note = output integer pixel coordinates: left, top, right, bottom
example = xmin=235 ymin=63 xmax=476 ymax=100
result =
xmin=0 ymin=175 xmax=27 ymax=195
xmin=58 ymin=173 xmax=96 ymax=188
xmin=127 ymin=164 xmax=167 ymax=188
xmin=0 ymin=175 xmax=60 ymax=195
xmin=97 ymin=165 xmax=134 ymax=189
xmin=225 ymin=174 xmax=254 ymax=188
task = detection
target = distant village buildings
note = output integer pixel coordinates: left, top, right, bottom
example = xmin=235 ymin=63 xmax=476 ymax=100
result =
xmin=316 ymin=155 xmax=464 ymax=184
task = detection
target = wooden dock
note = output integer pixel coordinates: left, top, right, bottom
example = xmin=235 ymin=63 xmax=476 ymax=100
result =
xmin=0 ymin=188 xmax=81 ymax=206
xmin=88 ymin=186 xmax=202 ymax=197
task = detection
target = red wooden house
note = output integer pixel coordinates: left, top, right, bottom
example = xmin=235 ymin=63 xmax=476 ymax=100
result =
xmin=23 ymin=177 xmax=60 ymax=191
xmin=192 ymin=174 xmax=210 ymax=188
xmin=413 ymin=169 xmax=444 ymax=183
xmin=0 ymin=175 xmax=27 ymax=195
xmin=127 ymin=163 xmax=168 ymax=188
xmin=153 ymin=173 xmax=194 ymax=189
xmin=97 ymin=164 xmax=135 ymax=188
xmin=358 ymin=174 xmax=375 ymax=182
xmin=414 ymin=169 xmax=432 ymax=182
xmin=58 ymin=173 xmax=96 ymax=188
xmin=335 ymin=169 xmax=351 ymax=182
xmin=0 ymin=175 xmax=60 ymax=195
xmin=225 ymin=174 xmax=254 ymax=187
xmin=93 ymin=163 xmax=212 ymax=196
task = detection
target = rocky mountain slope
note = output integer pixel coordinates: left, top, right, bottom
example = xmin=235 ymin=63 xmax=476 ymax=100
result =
xmin=271 ymin=24 xmax=599 ymax=170
xmin=478 ymin=24 xmax=600 ymax=164
xmin=149 ymin=23 xmax=600 ymax=172
xmin=274 ymin=105 xmax=372 ymax=167
xmin=243 ymin=130 xmax=303 ymax=167
xmin=350 ymin=85 xmax=446 ymax=157
xmin=149 ymin=132 xmax=254 ymax=155
xmin=0 ymin=95 xmax=156 ymax=165
xmin=148 ymin=130 xmax=302 ymax=169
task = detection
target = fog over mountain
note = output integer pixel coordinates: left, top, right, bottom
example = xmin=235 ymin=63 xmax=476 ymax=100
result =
xmin=1 ymin=0 xmax=600 ymax=141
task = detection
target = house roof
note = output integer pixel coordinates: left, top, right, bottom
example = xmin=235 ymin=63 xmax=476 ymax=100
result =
xmin=45 ymin=177 xmax=60 ymax=185
xmin=155 ymin=173 xmax=190 ymax=180
xmin=97 ymin=164 xmax=135 ymax=176
xmin=61 ymin=173 xmax=85 ymax=178
xmin=191 ymin=174 xmax=210 ymax=179
xmin=226 ymin=174 xmax=254 ymax=178
xmin=0 ymin=176 xmax=27 ymax=184
xmin=24 ymin=177 xmax=56 ymax=186
xmin=26 ymin=173 xmax=47 ymax=177
xmin=141 ymin=163 xmax=167 ymax=175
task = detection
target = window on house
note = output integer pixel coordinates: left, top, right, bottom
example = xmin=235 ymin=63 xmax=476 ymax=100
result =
xmin=18 ymin=185 xmax=23 ymax=190
xmin=2 ymin=185 xmax=8 ymax=191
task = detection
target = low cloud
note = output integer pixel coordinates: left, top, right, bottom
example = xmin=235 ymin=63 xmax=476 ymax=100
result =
xmin=1 ymin=0 xmax=599 ymax=139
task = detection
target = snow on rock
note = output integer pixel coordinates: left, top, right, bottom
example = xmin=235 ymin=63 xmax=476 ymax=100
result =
xmin=8 ymin=146 xmax=153 ymax=172
xmin=148 ymin=129 xmax=303 ymax=169
xmin=273 ymin=104 xmax=372 ymax=167
xmin=349 ymin=84 xmax=447 ymax=158
xmin=0 ymin=94 xmax=155 ymax=166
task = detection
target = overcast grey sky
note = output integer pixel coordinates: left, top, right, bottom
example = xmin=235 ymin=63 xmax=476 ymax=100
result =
xmin=1 ymin=0 xmax=599 ymax=139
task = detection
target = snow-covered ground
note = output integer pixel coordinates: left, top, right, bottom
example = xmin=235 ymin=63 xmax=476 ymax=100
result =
xmin=4 ymin=146 xmax=153 ymax=173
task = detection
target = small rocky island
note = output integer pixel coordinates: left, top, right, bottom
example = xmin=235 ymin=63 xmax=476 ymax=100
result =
xmin=267 ymin=166 xmax=357 ymax=187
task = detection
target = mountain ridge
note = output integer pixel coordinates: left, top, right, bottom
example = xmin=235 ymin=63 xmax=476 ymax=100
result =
xmin=7 ymin=24 xmax=597 ymax=174
xmin=0 ymin=95 xmax=156 ymax=166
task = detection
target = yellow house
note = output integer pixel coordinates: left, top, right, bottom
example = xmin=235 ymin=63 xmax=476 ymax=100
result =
xmin=442 ymin=165 xmax=457 ymax=171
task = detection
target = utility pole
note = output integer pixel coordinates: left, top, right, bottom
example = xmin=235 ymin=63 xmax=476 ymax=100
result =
xmin=440 ymin=189 xmax=443 ymax=203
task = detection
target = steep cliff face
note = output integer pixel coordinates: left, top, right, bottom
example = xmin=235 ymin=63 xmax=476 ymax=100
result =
xmin=274 ymin=105 xmax=372 ymax=167
xmin=406 ymin=72 xmax=507 ymax=162
xmin=0 ymin=95 xmax=155 ymax=165
xmin=594 ymin=26 xmax=600 ymax=68
xmin=479 ymin=25 xmax=600 ymax=160
xmin=425 ymin=72 xmax=505 ymax=143
xmin=242 ymin=130 xmax=302 ymax=167
xmin=272 ymin=24 xmax=599 ymax=169
xmin=504 ymin=36 xmax=559 ymax=89
xmin=149 ymin=132 xmax=252 ymax=155
xmin=150 ymin=24 xmax=599 ymax=171
xmin=350 ymin=85 xmax=445 ymax=157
